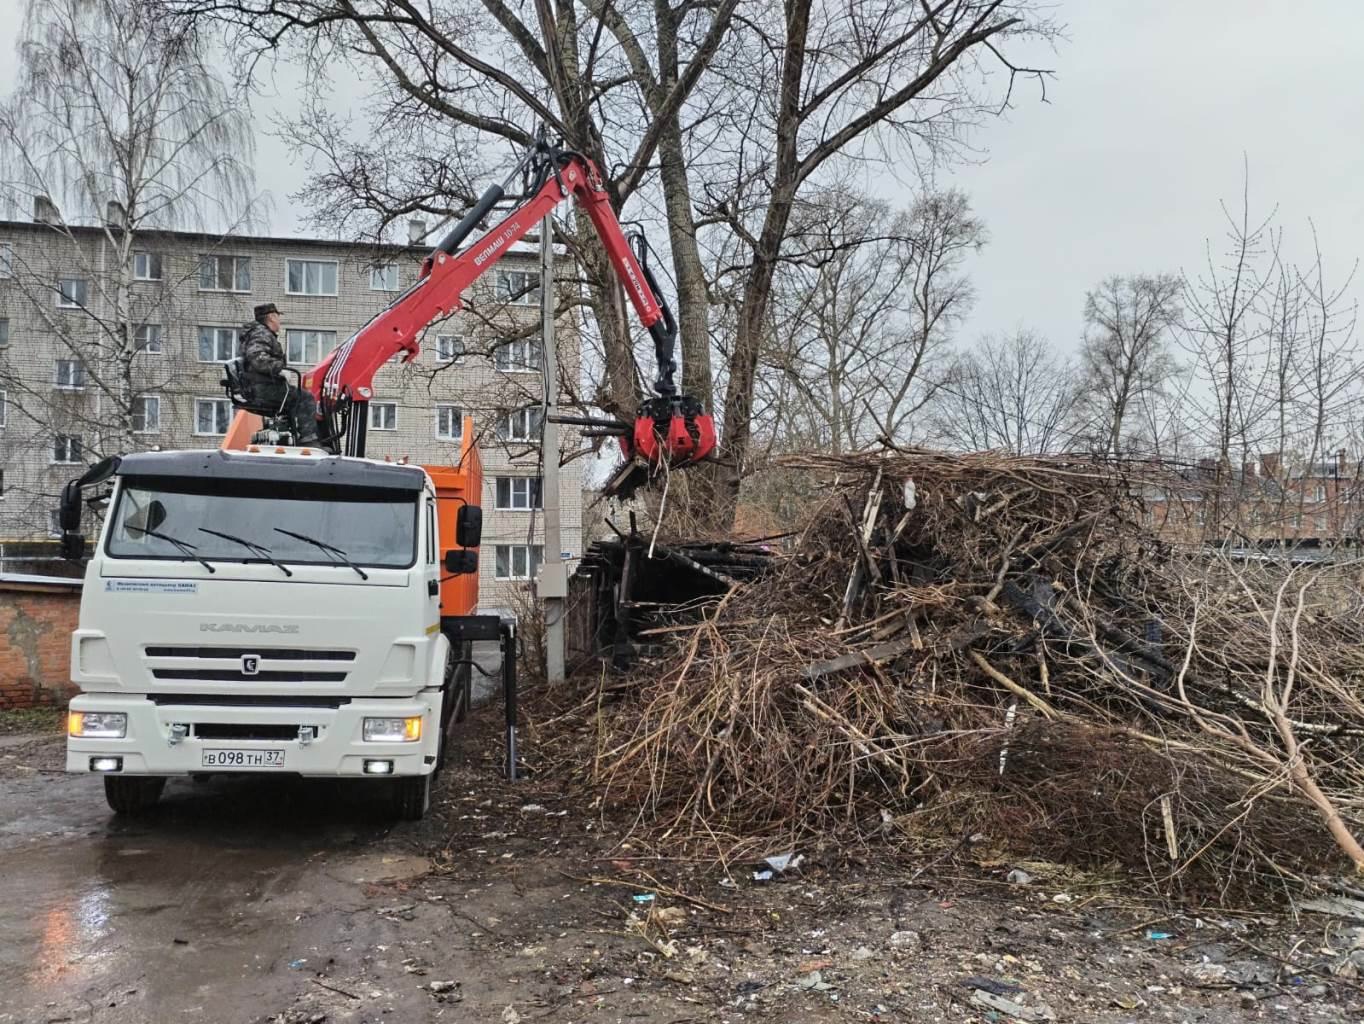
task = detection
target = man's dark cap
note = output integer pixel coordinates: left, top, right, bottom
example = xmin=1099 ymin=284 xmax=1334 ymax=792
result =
xmin=254 ymin=302 xmax=280 ymax=321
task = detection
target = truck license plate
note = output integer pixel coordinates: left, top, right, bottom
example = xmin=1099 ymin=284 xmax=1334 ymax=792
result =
xmin=201 ymin=749 xmax=286 ymax=768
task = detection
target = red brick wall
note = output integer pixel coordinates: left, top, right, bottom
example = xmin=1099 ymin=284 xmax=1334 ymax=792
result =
xmin=0 ymin=583 xmax=81 ymax=709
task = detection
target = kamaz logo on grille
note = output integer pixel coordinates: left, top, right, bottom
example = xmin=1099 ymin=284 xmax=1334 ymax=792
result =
xmin=199 ymin=623 xmax=300 ymax=634
xmin=241 ymin=655 xmax=260 ymax=675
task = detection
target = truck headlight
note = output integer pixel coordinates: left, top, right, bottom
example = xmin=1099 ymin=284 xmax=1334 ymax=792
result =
xmin=68 ymin=711 xmax=127 ymax=739
xmin=363 ymin=716 xmax=422 ymax=742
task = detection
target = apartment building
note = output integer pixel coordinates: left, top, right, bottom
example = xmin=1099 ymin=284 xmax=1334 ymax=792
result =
xmin=0 ymin=210 xmax=582 ymax=610
xmin=1139 ymin=451 xmax=1363 ymax=546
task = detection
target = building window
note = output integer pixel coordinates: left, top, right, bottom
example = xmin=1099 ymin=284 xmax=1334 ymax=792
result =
xmin=494 ymin=336 xmax=543 ymax=372
xmin=0 ymin=318 xmax=8 ymax=346
xmin=132 ymin=395 xmax=160 ymax=433
xmin=495 ymin=476 xmax=542 ymax=511
xmin=284 ymin=329 xmax=337 ymax=366
xmin=133 ymin=251 xmax=163 ymax=281
xmin=0 ymin=242 xmax=12 ymax=279
xmin=198 ymin=326 xmax=238 ymax=362
xmin=134 ymin=324 xmax=163 ymax=354
xmin=57 ymin=277 xmax=88 ymax=308
xmin=0 ymin=390 xmax=6 ymax=428
xmin=0 ymin=469 xmax=4 ymax=495
xmin=435 ymin=335 xmax=464 ymax=363
xmin=496 ymin=406 xmax=542 ymax=442
xmin=370 ymin=263 xmax=400 ymax=291
xmin=55 ymin=359 xmax=85 ymax=389
xmin=194 ymin=398 xmax=232 ymax=435
xmin=436 ymin=405 xmax=462 ymax=440
xmin=495 ymin=269 xmax=540 ymax=306
xmin=495 ymin=544 xmax=543 ymax=580
xmin=286 ymin=259 xmax=338 ymax=296
xmin=1314 ymin=485 xmax=1326 ymax=503
xmin=198 ymin=254 xmax=251 ymax=292
xmin=370 ymin=402 xmax=397 ymax=431
xmin=53 ymin=434 xmax=82 ymax=464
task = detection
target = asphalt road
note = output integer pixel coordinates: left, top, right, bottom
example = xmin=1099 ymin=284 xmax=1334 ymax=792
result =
xmin=0 ymin=734 xmax=441 ymax=1023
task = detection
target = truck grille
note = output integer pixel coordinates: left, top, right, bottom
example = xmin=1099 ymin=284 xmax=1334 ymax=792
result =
xmin=151 ymin=669 xmax=348 ymax=683
xmin=145 ymin=646 xmax=355 ymax=661
xmin=143 ymin=645 xmax=354 ymax=685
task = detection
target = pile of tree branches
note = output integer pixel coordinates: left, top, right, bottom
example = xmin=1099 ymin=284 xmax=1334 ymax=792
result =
xmin=542 ymin=449 xmax=1364 ymax=904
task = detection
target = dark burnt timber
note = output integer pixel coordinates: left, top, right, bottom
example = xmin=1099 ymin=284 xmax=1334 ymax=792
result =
xmin=566 ymin=517 xmax=777 ymax=671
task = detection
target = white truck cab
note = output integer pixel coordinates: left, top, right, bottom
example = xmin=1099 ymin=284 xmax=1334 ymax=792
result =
xmin=60 ymin=446 xmax=482 ymax=819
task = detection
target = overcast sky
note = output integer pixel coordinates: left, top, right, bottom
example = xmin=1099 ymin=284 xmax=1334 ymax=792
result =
xmin=2 ymin=1 xmax=1361 ymax=354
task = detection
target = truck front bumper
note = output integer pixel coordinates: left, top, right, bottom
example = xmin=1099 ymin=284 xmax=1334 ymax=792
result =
xmin=65 ymin=693 xmax=441 ymax=777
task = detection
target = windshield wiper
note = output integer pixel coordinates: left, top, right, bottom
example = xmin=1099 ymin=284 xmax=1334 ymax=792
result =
xmin=272 ymin=527 xmax=370 ymax=580
xmin=127 ymin=525 xmax=216 ymax=574
xmin=198 ymin=528 xmax=293 ymax=577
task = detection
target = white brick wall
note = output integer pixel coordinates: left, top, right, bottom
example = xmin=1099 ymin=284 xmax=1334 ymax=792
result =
xmin=0 ymin=222 xmax=584 ymax=610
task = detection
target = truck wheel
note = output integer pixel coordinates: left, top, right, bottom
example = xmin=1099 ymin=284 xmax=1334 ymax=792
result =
xmin=104 ymin=775 xmax=166 ymax=815
xmin=391 ymin=773 xmax=431 ymax=821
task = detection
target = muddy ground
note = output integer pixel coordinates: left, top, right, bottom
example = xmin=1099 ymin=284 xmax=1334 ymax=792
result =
xmin=2 ymin=708 xmax=1363 ymax=1024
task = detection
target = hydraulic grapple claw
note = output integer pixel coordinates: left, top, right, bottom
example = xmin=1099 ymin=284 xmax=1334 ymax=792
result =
xmin=622 ymin=395 xmax=716 ymax=467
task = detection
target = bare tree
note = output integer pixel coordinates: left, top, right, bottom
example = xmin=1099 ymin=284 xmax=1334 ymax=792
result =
xmin=931 ymin=329 xmax=1079 ymax=454
xmin=166 ymin=0 xmax=1054 ymax=529
xmin=759 ymin=188 xmax=981 ymax=453
xmin=1178 ymin=172 xmax=1279 ymax=469
xmin=0 ymin=0 xmax=255 ymax=526
xmin=1076 ymin=273 xmax=1181 ymax=456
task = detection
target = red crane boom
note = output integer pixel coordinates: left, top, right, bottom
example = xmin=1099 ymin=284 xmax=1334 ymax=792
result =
xmin=301 ymin=137 xmax=715 ymax=470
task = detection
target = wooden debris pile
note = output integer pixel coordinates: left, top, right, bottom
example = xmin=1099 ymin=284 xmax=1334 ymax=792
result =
xmin=547 ymin=450 xmax=1364 ymax=904
xmin=567 ymin=516 xmax=776 ymax=670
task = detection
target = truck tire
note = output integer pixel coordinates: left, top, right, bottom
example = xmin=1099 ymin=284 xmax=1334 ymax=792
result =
xmin=391 ymin=773 xmax=431 ymax=821
xmin=104 ymin=775 xmax=166 ymax=815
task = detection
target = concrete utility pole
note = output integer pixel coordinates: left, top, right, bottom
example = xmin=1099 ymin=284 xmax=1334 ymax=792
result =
xmin=537 ymin=213 xmax=567 ymax=682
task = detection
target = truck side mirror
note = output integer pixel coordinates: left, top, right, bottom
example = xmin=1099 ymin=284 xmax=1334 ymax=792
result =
xmin=455 ymin=505 xmax=482 ymax=548
xmin=58 ymin=479 xmax=83 ymax=533
xmin=444 ymin=549 xmax=478 ymax=575
xmin=59 ymin=533 xmax=86 ymax=561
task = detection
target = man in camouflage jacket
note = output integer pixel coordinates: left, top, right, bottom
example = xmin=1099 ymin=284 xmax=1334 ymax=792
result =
xmin=238 ymin=302 xmax=320 ymax=444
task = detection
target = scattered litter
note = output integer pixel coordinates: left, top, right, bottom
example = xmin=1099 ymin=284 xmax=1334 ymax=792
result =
xmin=969 ymin=990 xmax=1056 ymax=1021
xmin=797 ymin=970 xmax=835 ymax=992
xmin=520 ymin=804 xmax=546 ymax=814
xmin=752 ymin=870 xmax=774 ymax=882
xmin=1050 ymin=894 xmax=1074 ymax=905
xmin=632 ymin=893 xmax=656 ymax=904
xmin=1187 ymin=963 xmax=1230 ymax=985
xmin=1145 ymin=930 xmax=1174 ymax=941
xmin=763 ymin=852 xmax=804 ymax=874
xmin=655 ymin=906 xmax=688 ymax=929
xmin=1006 ymin=868 xmax=1033 ymax=885
xmin=1111 ymin=994 xmax=1146 ymax=1010
xmin=889 ymin=930 xmax=922 ymax=950
xmin=288 ymin=959 xmax=307 ymax=970
xmin=960 ymin=976 xmax=1024 ymax=996
xmin=501 ymin=1007 xmax=521 ymax=1024
xmin=428 ymin=981 xmax=459 ymax=994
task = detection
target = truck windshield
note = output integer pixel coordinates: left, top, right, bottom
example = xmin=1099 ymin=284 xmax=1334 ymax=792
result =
xmin=105 ymin=475 xmax=418 ymax=570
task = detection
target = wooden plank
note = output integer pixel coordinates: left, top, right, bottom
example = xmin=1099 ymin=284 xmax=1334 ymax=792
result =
xmin=802 ymin=635 xmax=918 ymax=680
